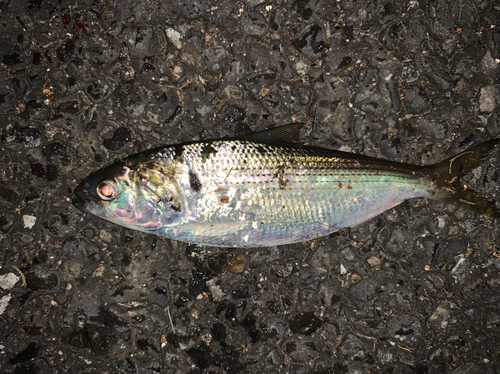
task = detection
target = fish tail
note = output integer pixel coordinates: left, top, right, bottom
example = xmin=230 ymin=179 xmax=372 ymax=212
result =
xmin=427 ymin=139 xmax=500 ymax=218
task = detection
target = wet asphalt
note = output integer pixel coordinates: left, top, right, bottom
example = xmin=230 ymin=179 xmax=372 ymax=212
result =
xmin=1 ymin=0 xmax=500 ymax=373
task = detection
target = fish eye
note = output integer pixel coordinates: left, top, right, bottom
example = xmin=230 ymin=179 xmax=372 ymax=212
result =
xmin=96 ymin=179 xmax=118 ymax=201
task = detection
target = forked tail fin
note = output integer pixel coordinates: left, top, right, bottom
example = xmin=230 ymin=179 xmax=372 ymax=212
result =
xmin=428 ymin=139 xmax=500 ymax=218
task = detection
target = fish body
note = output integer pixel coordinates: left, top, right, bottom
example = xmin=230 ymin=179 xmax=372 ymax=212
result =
xmin=74 ymin=125 xmax=500 ymax=247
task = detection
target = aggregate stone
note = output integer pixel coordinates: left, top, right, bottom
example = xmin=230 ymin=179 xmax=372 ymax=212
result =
xmin=479 ymin=85 xmax=500 ymax=112
xmin=292 ymin=25 xmax=329 ymax=57
xmin=226 ymin=254 xmax=246 ymax=273
xmin=403 ymin=85 xmax=430 ymax=114
xmin=241 ymin=10 xmax=269 ymax=38
xmin=1 ymin=0 xmax=500 ymax=373
xmin=86 ymin=81 xmax=111 ymax=102
xmin=25 ymin=271 xmax=58 ymax=291
xmin=338 ymin=334 xmax=373 ymax=364
xmin=230 ymin=283 xmax=252 ymax=299
xmin=103 ymin=127 xmax=133 ymax=151
xmin=0 ymin=214 xmax=16 ymax=233
xmin=289 ymin=312 xmax=322 ymax=336
xmin=223 ymin=104 xmax=246 ymax=123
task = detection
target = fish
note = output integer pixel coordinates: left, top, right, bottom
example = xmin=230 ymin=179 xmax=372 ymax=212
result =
xmin=74 ymin=124 xmax=500 ymax=247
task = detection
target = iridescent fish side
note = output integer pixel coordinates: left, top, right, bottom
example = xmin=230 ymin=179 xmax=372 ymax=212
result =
xmin=74 ymin=125 xmax=500 ymax=247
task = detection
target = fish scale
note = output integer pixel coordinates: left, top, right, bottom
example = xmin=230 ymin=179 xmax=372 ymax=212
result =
xmin=147 ymin=140 xmax=435 ymax=247
xmin=74 ymin=125 xmax=500 ymax=248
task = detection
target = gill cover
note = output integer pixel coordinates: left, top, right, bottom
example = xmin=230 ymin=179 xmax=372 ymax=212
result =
xmin=74 ymin=157 xmax=185 ymax=234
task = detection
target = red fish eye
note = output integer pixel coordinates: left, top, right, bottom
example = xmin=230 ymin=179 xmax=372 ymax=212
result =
xmin=97 ymin=179 xmax=117 ymax=200
xmin=101 ymin=185 xmax=113 ymax=197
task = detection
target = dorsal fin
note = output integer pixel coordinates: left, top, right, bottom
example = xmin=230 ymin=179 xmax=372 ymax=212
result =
xmin=242 ymin=123 xmax=305 ymax=144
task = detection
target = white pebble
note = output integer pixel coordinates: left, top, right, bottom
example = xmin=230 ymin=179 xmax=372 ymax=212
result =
xmin=0 ymin=294 xmax=12 ymax=315
xmin=23 ymin=215 xmax=36 ymax=229
xmin=165 ymin=28 xmax=183 ymax=49
xmin=340 ymin=264 xmax=347 ymax=275
xmin=0 ymin=273 xmax=19 ymax=290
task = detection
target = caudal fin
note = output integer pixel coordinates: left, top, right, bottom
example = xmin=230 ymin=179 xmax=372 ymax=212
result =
xmin=428 ymin=139 xmax=500 ymax=218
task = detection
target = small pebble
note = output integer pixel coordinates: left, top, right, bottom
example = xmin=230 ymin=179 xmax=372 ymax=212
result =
xmin=223 ymin=105 xmax=245 ymax=123
xmin=451 ymin=257 xmax=469 ymax=276
xmin=227 ymin=255 xmax=246 ymax=273
xmin=23 ymin=215 xmax=36 ymax=229
xmin=367 ymin=256 xmax=381 ymax=267
xmin=289 ymin=312 xmax=322 ymax=335
xmin=103 ymin=127 xmax=133 ymax=151
xmin=339 ymin=334 xmax=372 ymax=363
xmin=341 ymin=247 xmax=355 ymax=261
xmin=340 ymin=264 xmax=348 ymax=275
xmin=0 ymin=294 xmax=12 ymax=315
xmin=479 ymin=85 xmax=499 ymax=112
xmin=240 ymin=10 xmax=269 ymax=37
xmin=165 ymin=28 xmax=183 ymax=49
xmin=0 ymin=273 xmax=20 ymax=290
xmin=206 ymin=279 xmax=225 ymax=302
xmin=224 ymin=85 xmax=244 ymax=100
xmin=99 ymin=230 xmax=113 ymax=243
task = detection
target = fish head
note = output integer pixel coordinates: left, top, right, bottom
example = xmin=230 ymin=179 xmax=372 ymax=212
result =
xmin=74 ymin=156 xmax=185 ymax=234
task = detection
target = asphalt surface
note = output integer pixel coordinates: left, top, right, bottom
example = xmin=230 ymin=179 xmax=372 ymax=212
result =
xmin=1 ymin=0 xmax=500 ymax=373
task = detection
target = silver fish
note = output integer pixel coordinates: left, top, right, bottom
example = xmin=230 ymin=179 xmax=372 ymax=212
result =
xmin=74 ymin=124 xmax=499 ymax=247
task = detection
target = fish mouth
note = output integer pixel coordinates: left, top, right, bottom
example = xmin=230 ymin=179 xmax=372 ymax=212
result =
xmin=73 ymin=182 xmax=92 ymax=214
xmin=73 ymin=196 xmax=91 ymax=214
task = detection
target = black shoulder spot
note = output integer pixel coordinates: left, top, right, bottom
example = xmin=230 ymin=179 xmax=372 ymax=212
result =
xmin=189 ymin=170 xmax=202 ymax=192
xmin=173 ymin=145 xmax=184 ymax=158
